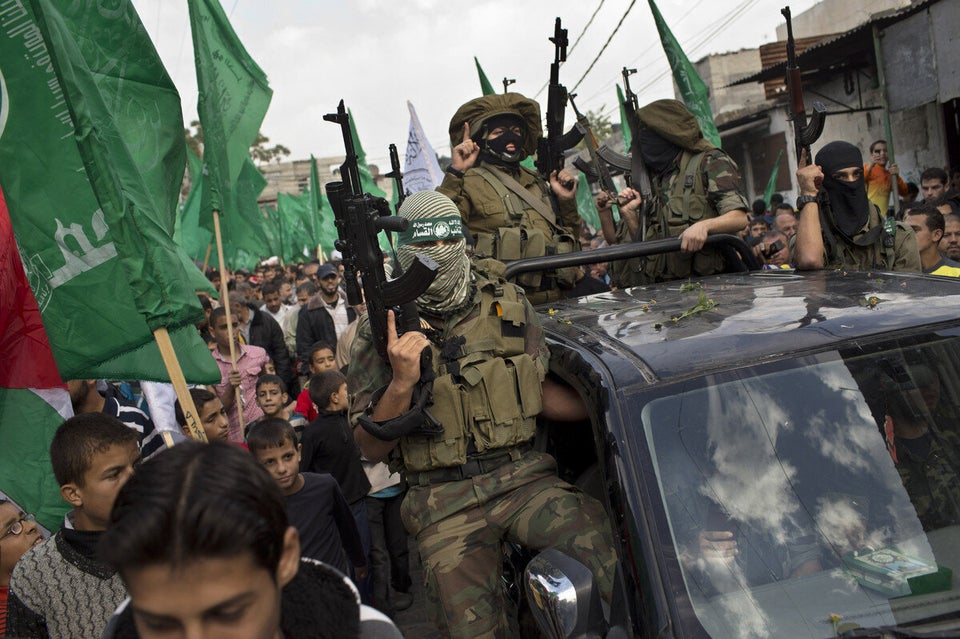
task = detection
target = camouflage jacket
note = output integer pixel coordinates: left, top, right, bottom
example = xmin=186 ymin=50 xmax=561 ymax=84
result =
xmin=895 ymin=428 xmax=960 ymax=530
xmin=805 ymin=202 xmax=921 ymax=273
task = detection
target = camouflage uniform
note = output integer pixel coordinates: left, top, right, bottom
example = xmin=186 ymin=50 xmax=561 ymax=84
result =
xmin=609 ymin=101 xmax=750 ymax=288
xmin=438 ymin=94 xmax=581 ymax=305
xmin=790 ymin=201 xmax=920 ymax=272
xmin=348 ymin=268 xmax=615 ymax=639
xmin=895 ymin=428 xmax=960 ymax=530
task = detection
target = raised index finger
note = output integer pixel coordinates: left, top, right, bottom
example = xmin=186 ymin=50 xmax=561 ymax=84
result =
xmin=385 ymin=309 xmax=398 ymax=344
xmin=462 ymin=122 xmax=471 ymax=144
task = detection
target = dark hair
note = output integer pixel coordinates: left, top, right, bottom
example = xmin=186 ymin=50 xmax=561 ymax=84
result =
xmin=261 ymin=281 xmax=281 ymax=297
xmin=775 ymin=204 xmax=796 ymax=215
xmin=174 ymin=388 xmax=218 ymax=428
xmin=296 ymin=281 xmax=318 ymax=296
xmin=308 ymin=341 xmax=335 ymax=361
xmin=770 ymin=193 xmax=784 ymax=206
xmin=102 ymin=442 xmax=288 ymax=577
xmin=945 ymin=213 xmax=960 ymax=226
xmin=196 ymin=293 xmax=212 ymax=312
xmin=921 ymin=167 xmax=948 ymax=185
xmin=50 ymin=413 xmax=139 ymax=487
xmin=751 ymin=199 xmax=767 ymax=217
xmin=869 ymin=139 xmax=886 ymax=153
xmin=907 ymin=182 xmax=919 ymax=196
xmin=750 ymin=217 xmax=769 ymax=227
xmin=209 ymin=306 xmax=227 ymax=325
xmin=247 ymin=418 xmax=297 ymax=453
xmin=905 ymin=204 xmax=945 ymax=233
xmin=256 ymin=373 xmax=287 ymax=394
xmin=308 ymin=370 xmax=347 ymax=410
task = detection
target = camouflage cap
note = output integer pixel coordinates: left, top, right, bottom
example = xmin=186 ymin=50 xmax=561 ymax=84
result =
xmin=448 ymin=93 xmax=541 ymax=158
xmin=635 ymin=99 xmax=715 ymax=153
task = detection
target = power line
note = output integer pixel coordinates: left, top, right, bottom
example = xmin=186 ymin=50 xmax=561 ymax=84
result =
xmin=570 ymin=0 xmax=638 ymax=93
xmin=568 ymin=0 xmax=607 ymax=56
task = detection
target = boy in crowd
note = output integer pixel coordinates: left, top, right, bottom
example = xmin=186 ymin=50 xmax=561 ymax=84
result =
xmin=173 ymin=388 xmax=230 ymax=443
xmin=250 ymin=374 xmax=308 ymax=441
xmin=209 ymin=306 xmax=270 ymax=442
xmin=247 ymin=420 xmax=367 ymax=587
xmin=303 ymin=370 xmax=372 ymax=600
xmin=1 ymin=498 xmax=44 ymax=636
xmin=6 ymin=414 xmax=139 ymax=638
xmin=100 ymin=442 xmax=399 ymax=639
xmin=294 ymin=341 xmax=337 ymax=422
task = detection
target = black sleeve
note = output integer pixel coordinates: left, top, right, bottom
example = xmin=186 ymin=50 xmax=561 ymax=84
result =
xmin=6 ymin=588 xmax=51 ymax=639
xmin=329 ymin=480 xmax=365 ymax=568
xmin=299 ymin=427 xmax=318 ymax=474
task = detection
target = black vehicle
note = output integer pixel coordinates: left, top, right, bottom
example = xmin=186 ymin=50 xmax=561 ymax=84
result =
xmin=514 ymin=247 xmax=960 ymax=639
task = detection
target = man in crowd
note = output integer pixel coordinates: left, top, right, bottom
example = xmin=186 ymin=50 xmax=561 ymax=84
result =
xmin=794 ymin=141 xmax=920 ymax=272
xmin=596 ymin=99 xmax=750 ymax=288
xmin=773 ymin=204 xmax=798 ymax=238
xmin=260 ymin=280 xmax=298 ymax=358
xmin=940 ymin=213 xmax=960 ymax=261
xmin=209 ymin=306 xmax=269 ymax=442
xmin=438 ymin=93 xmax=581 ymax=304
xmin=349 ymin=190 xmax=615 ymax=639
xmin=904 ymin=205 xmax=960 ymax=277
xmin=230 ymin=292 xmax=295 ymax=396
xmin=306 ymin=263 xmax=353 ymax=340
xmin=921 ymin=167 xmax=949 ymax=205
xmin=296 ymin=266 xmax=339 ymax=375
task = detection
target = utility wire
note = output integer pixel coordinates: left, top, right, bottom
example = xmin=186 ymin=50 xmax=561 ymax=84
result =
xmin=571 ymin=0 xmax=638 ymax=93
xmin=569 ymin=0 xmax=607 ymax=56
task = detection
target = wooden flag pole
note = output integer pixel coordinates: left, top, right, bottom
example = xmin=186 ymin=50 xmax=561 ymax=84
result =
xmin=201 ymin=242 xmax=213 ymax=274
xmin=153 ymin=327 xmax=208 ymax=442
xmin=212 ymin=210 xmax=245 ymax=435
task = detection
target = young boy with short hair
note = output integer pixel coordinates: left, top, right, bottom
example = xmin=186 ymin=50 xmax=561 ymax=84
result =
xmin=99 ymin=442 xmax=400 ymax=639
xmin=173 ymin=387 xmax=230 ymax=443
xmin=247 ymin=418 xmax=367 ymax=584
xmin=249 ymin=374 xmax=308 ymax=440
xmin=294 ymin=341 xmax=337 ymax=421
xmin=6 ymin=413 xmax=140 ymax=638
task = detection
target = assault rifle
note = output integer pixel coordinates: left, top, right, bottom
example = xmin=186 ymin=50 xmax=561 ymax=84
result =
xmin=782 ymin=6 xmax=826 ymax=163
xmin=568 ymin=93 xmax=619 ymax=200
xmin=322 ymin=101 xmax=438 ymax=362
xmin=535 ymin=17 xmax=583 ymax=182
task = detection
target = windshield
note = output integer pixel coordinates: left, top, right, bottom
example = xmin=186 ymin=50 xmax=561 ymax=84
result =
xmin=640 ymin=332 xmax=960 ymax=638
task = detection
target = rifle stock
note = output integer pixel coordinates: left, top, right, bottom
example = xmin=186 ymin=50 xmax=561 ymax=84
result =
xmin=781 ymin=6 xmax=826 ymax=163
xmin=323 ymin=100 xmax=438 ymax=361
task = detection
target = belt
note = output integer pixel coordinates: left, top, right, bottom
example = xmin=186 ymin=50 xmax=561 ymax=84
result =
xmin=412 ymin=443 xmax=533 ymax=486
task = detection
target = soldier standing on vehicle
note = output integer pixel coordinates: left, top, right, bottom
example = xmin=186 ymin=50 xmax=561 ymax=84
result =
xmin=348 ymin=190 xmax=616 ymax=639
xmin=595 ymin=99 xmax=750 ymax=287
xmin=793 ymin=141 xmax=920 ymax=272
xmin=438 ymin=93 xmax=581 ymax=304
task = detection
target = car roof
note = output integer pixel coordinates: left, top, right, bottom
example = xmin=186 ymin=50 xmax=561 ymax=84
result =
xmin=539 ymin=270 xmax=960 ymax=383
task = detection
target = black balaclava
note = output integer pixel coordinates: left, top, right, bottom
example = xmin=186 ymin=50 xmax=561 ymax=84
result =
xmin=479 ymin=114 xmax=526 ymax=166
xmin=815 ymin=141 xmax=871 ymax=239
xmin=638 ymin=125 xmax=681 ymax=175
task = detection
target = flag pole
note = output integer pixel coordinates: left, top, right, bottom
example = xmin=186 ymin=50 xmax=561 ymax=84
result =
xmin=212 ymin=209 xmax=245 ymax=435
xmin=201 ymin=242 xmax=213 ymax=274
xmin=872 ymin=24 xmax=898 ymax=217
xmin=152 ymin=327 xmax=208 ymax=442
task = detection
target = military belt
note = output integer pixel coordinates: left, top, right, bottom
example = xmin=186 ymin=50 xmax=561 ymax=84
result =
xmin=411 ymin=443 xmax=533 ymax=486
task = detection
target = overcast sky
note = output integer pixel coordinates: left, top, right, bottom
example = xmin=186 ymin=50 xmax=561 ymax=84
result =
xmin=131 ymin=0 xmax=821 ymax=169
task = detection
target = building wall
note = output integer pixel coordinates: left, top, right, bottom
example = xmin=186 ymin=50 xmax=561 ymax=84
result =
xmin=775 ymin=0 xmax=911 ymax=40
xmin=693 ymin=49 xmax=766 ymax=124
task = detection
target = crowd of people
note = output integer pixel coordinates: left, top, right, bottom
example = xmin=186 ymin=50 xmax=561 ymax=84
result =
xmin=4 ymin=90 xmax=960 ymax=639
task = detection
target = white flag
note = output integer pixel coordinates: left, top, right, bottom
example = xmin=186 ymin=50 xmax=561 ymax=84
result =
xmin=403 ymin=101 xmax=444 ymax=194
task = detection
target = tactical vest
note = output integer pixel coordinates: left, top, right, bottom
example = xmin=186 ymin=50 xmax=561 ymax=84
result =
xmin=641 ymin=150 xmax=726 ymax=282
xmin=820 ymin=203 xmax=898 ymax=271
xmin=398 ymin=277 xmax=543 ymax=473
xmin=469 ymin=165 xmax=578 ymax=293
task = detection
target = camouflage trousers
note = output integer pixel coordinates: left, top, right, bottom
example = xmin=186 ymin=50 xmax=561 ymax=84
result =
xmin=400 ymin=451 xmax=616 ymax=639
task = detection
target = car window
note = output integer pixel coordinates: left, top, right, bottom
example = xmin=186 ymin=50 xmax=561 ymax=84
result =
xmin=639 ymin=332 xmax=960 ymax=638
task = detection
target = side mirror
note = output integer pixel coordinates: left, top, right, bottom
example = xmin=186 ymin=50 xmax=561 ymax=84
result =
xmin=524 ymin=548 xmax=608 ymax=639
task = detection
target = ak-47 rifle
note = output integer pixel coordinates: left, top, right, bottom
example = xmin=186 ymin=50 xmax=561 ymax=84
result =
xmin=613 ymin=67 xmax=655 ymax=242
xmin=385 ymin=143 xmax=406 ymax=212
xmin=322 ymin=101 xmax=437 ymax=363
xmin=568 ymin=92 xmax=619 ymax=200
xmin=782 ymin=6 xmax=826 ymax=163
xmin=535 ymin=17 xmax=583 ymax=183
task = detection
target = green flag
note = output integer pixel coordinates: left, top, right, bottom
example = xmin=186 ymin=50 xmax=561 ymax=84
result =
xmin=648 ymin=0 xmax=721 ymax=148
xmin=176 ymin=149 xmax=213 ymax=262
xmin=763 ymin=149 xmax=784 ymax=208
xmin=347 ymin=109 xmax=395 ymax=253
xmin=0 ymin=1 xmax=218 ymax=382
xmin=474 ymin=56 xmax=496 ymax=96
xmin=188 ymin=0 xmax=272 ymax=226
xmin=617 ymin=85 xmax=633 ymax=150
xmin=576 ymin=173 xmax=602 ymax=232
xmin=277 ymin=192 xmax=312 ymax=262
xmin=216 ymin=158 xmax=269 ymax=269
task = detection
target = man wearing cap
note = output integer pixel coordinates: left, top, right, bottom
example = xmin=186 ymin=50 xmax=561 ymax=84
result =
xmin=295 ymin=263 xmax=340 ymax=375
xmin=794 ymin=141 xmax=920 ymax=272
xmin=595 ymin=99 xmax=750 ymax=287
xmin=348 ymin=190 xmax=616 ymax=639
xmin=438 ymin=93 xmax=582 ymax=304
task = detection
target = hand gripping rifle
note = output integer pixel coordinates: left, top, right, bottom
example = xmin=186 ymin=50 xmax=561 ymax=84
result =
xmin=535 ymin=17 xmax=583 ymax=183
xmin=782 ymin=6 xmax=826 ymax=164
xmin=568 ymin=93 xmax=619 ymax=200
xmin=324 ymin=101 xmax=442 ymax=439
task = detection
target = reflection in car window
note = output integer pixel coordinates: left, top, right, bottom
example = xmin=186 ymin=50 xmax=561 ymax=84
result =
xmin=640 ymin=337 xmax=960 ymax=639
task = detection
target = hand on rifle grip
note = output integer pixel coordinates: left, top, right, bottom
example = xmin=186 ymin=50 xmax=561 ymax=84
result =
xmin=385 ymin=310 xmax=431 ymax=391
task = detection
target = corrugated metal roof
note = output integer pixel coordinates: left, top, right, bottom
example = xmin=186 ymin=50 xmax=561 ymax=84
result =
xmin=728 ymin=0 xmax=941 ymax=87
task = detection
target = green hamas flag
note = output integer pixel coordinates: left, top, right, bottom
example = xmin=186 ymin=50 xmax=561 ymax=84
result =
xmin=763 ymin=149 xmax=784 ymax=207
xmin=214 ymin=158 xmax=269 ymax=269
xmin=576 ymin=173 xmax=602 ymax=232
xmin=617 ymin=85 xmax=633 ymax=150
xmin=647 ymin=0 xmax=721 ymax=148
xmin=0 ymin=0 xmax=218 ymax=382
xmin=276 ymin=192 xmax=311 ymax=262
xmin=188 ymin=0 xmax=272 ymax=224
xmin=176 ymin=149 xmax=213 ymax=263
xmin=474 ymin=56 xmax=496 ymax=96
